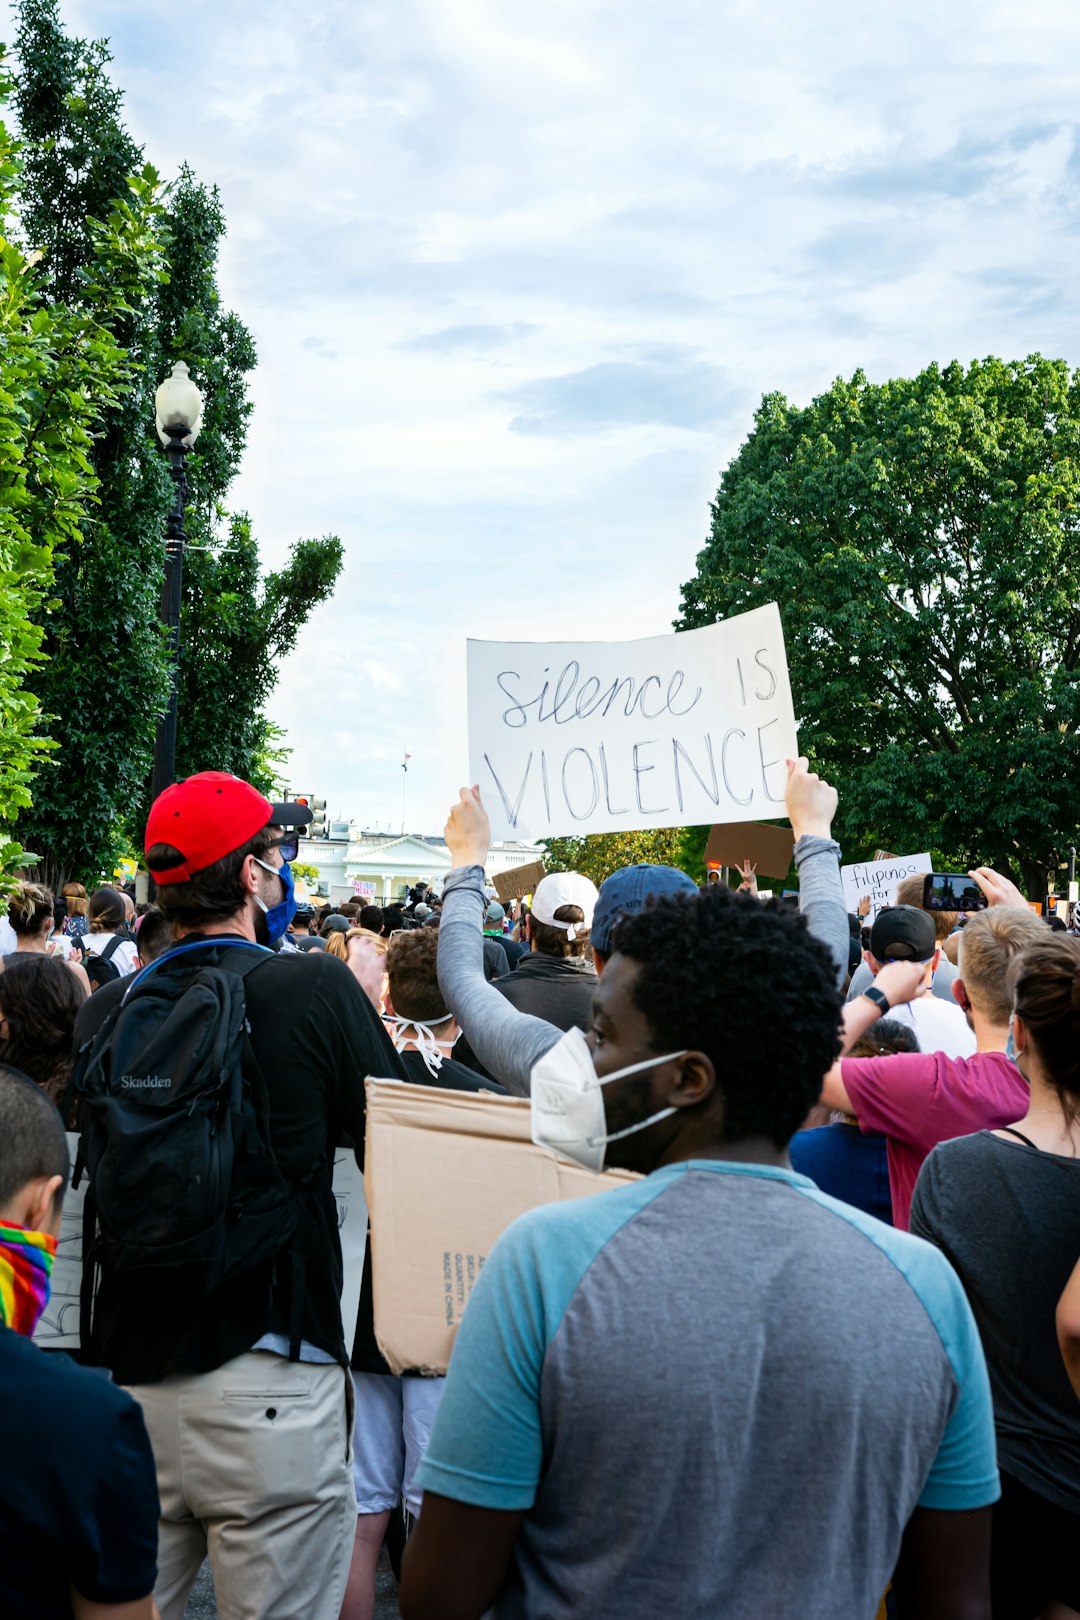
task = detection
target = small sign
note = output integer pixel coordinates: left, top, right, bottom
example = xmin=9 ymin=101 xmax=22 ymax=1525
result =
xmin=705 ymin=821 xmax=795 ymax=879
xmin=840 ymin=854 xmax=932 ymax=923
xmin=352 ymin=880 xmax=376 ymax=897
xmin=492 ymin=859 xmax=546 ymax=904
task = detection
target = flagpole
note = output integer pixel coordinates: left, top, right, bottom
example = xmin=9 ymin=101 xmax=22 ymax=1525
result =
xmin=401 ymin=751 xmax=409 ymax=836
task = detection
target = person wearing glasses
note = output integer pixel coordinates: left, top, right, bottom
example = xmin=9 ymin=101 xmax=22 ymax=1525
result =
xmin=71 ymin=771 xmax=409 ymax=1620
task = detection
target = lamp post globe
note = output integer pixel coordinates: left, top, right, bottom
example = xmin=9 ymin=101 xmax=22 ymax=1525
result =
xmin=149 ymin=360 xmax=204 ymax=806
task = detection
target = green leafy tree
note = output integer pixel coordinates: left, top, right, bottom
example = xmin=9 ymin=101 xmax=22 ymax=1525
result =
xmin=173 ymin=517 xmax=344 ymax=800
xmin=541 ymin=827 xmax=687 ymax=887
xmin=11 ymin=0 xmax=344 ymax=877
xmin=12 ymin=0 xmax=172 ymax=885
xmin=679 ymin=356 xmax=1080 ymax=897
xmin=0 ymin=51 xmax=166 ymax=886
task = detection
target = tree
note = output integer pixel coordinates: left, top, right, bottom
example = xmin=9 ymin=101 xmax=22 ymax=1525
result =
xmin=171 ymin=516 xmax=344 ymax=802
xmin=12 ymin=0 xmax=174 ymax=885
xmin=11 ymin=1 xmax=344 ymax=879
xmin=0 ymin=50 xmax=166 ymax=886
xmin=678 ymin=356 xmax=1080 ymax=897
xmin=541 ymin=827 xmax=687 ymax=887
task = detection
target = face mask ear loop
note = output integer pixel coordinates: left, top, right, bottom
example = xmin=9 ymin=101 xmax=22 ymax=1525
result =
xmin=586 ymin=1105 xmax=679 ymax=1150
xmin=582 ymin=1049 xmax=689 ymax=1091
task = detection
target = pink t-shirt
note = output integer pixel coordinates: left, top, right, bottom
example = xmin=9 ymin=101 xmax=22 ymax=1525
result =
xmin=840 ymin=1050 xmax=1029 ymax=1230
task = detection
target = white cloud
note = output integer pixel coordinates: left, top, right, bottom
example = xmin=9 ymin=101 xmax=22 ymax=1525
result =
xmin=52 ymin=0 xmax=1080 ymax=829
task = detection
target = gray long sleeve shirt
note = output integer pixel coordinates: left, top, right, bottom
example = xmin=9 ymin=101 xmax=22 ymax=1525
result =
xmin=437 ymin=835 xmax=848 ymax=1097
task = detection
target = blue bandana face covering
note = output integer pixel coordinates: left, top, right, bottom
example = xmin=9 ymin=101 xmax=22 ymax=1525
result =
xmin=253 ymin=857 xmax=295 ymax=945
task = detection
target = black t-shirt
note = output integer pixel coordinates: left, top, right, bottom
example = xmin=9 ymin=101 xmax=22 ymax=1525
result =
xmin=351 ymin=1045 xmax=505 ymax=1374
xmin=454 ymin=952 xmax=597 ymax=1082
xmin=0 ymin=1327 xmax=159 ymax=1617
xmin=910 ymin=1130 xmax=1080 ymax=1511
xmin=72 ymin=937 xmax=408 ymax=1382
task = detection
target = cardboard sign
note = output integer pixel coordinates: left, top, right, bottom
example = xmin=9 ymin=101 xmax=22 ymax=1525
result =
xmin=840 ymin=854 xmax=932 ymax=923
xmin=467 ymin=603 xmax=798 ymax=841
xmin=491 ymin=859 xmax=546 ymax=904
xmin=364 ymin=1080 xmax=637 ymax=1375
xmin=705 ymin=821 xmax=795 ymax=879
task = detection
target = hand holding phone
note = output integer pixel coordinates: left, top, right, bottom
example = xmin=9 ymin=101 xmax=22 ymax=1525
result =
xmin=922 ymin=873 xmax=988 ymax=913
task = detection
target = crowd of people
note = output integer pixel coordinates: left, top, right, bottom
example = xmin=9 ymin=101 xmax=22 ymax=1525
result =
xmin=0 ymin=762 xmax=1078 ymax=1619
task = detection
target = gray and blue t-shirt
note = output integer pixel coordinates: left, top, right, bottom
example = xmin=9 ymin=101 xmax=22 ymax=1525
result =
xmin=416 ymin=1159 xmax=998 ymax=1619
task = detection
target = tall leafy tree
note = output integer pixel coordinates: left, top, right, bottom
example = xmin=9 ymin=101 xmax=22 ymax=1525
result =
xmin=11 ymin=0 xmax=343 ymax=879
xmin=679 ymin=356 xmax=1080 ymax=897
xmin=12 ymin=0 xmax=172 ymax=884
xmin=0 ymin=47 xmax=167 ymax=884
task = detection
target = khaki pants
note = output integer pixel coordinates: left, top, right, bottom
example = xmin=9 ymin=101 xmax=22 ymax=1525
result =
xmin=127 ymin=1351 xmax=356 ymax=1620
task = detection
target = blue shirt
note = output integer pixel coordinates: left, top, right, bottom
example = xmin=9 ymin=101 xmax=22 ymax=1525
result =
xmin=417 ymin=1159 xmax=998 ymax=1619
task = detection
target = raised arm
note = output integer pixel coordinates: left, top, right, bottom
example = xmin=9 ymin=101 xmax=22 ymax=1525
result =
xmin=785 ymin=756 xmax=848 ymax=989
xmin=436 ymin=788 xmax=562 ymax=1097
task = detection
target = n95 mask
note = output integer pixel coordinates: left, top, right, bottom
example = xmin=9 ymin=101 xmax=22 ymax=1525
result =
xmin=530 ymin=1025 xmax=688 ymax=1174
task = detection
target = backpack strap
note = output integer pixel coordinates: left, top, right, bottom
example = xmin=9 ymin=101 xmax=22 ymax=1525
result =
xmin=100 ymin=934 xmax=124 ymax=965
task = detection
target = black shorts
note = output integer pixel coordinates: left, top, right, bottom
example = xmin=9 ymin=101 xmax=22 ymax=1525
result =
xmin=991 ymin=1468 xmax=1080 ymax=1620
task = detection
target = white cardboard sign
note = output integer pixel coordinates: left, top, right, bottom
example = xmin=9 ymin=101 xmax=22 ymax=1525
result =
xmin=467 ymin=604 xmax=798 ymax=841
xmin=841 ymin=854 xmax=932 ymax=924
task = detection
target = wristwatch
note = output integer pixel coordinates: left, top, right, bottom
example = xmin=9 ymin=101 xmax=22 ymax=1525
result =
xmin=861 ymin=985 xmax=890 ymax=1016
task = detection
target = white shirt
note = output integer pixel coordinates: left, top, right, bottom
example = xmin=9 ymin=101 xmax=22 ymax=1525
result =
xmin=886 ymin=991 xmax=977 ymax=1061
xmin=82 ymin=931 xmax=139 ymax=977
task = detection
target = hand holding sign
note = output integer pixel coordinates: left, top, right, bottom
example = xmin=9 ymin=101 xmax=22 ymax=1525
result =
xmin=783 ymin=756 xmax=838 ymax=843
xmin=445 ymin=786 xmax=491 ymax=871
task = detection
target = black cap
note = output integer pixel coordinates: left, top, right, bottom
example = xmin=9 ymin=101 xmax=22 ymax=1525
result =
xmin=870 ymin=905 xmax=936 ymax=963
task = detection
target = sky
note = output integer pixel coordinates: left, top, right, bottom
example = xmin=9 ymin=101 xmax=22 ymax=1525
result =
xmin=55 ymin=0 xmax=1080 ymax=835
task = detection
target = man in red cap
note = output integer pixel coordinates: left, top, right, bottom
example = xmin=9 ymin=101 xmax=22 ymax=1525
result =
xmin=73 ymin=771 xmax=406 ymax=1620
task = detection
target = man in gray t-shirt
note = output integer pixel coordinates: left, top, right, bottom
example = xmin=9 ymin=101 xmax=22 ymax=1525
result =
xmin=399 ymin=774 xmax=999 ymax=1620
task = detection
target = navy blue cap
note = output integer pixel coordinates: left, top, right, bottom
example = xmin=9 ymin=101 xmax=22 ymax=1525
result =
xmin=592 ymin=863 xmax=699 ymax=954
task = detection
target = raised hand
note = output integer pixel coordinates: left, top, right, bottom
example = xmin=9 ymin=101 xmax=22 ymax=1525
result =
xmin=444 ymin=786 xmax=491 ymax=870
xmin=784 ymin=756 xmax=838 ymax=842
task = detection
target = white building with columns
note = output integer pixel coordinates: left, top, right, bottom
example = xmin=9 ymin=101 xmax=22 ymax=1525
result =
xmin=295 ymin=830 xmax=540 ymax=908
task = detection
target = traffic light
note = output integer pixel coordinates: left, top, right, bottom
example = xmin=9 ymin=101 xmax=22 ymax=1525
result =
xmin=706 ymin=861 xmax=722 ymax=885
xmin=309 ymin=798 xmax=328 ymax=838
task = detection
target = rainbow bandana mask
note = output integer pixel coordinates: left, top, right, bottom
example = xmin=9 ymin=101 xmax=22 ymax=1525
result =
xmin=0 ymin=1220 xmax=57 ymax=1337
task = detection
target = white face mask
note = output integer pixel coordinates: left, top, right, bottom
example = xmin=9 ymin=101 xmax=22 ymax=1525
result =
xmin=530 ymin=1025 xmax=688 ymax=1174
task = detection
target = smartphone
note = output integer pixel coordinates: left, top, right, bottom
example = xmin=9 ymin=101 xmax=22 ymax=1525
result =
xmin=922 ymin=873 xmax=988 ymax=913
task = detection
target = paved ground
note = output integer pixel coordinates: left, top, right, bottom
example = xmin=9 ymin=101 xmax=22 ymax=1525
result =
xmin=183 ymin=1551 xmax=401 ymax=1618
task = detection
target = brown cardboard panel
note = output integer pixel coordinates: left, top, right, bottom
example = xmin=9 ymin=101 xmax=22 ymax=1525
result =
xmin=704 ymin=821 xmax=795 ymax=878
xmin=364 ymin=1080 xmax=637 ymax=1374
xmin=491 ymin=858 xmax=546 ymax=903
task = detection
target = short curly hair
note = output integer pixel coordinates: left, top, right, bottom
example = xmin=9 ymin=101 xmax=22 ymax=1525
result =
xmin=611 ymin=884 xmax=843 ymax=1148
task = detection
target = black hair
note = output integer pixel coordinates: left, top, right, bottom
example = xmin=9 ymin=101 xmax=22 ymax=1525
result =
xmin=612 ymin=884 xmax=843 ymax=1149
xmin=147 ymin=828 xmax=275 ymax=928
xmin=848 ymin=1018 xmax=921 ymax=1059
xmin=0 ymin=1063 xmax=69 ymax=1211
xmin=135 ymin=906 xmax=173 ymax=964
xmin=358 ymin=905 xmax=384 ymax=934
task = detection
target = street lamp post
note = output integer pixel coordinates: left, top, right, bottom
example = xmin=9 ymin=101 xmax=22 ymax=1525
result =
xmin=150 ymin=361 xmax=203 ymax=804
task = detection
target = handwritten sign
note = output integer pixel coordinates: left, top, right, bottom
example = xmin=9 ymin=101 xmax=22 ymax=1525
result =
xmin=467 ymin=604 xmax=798 ymax=841
xmin=352 ymin=880 xmax=376 ymax=898
xmin=841 ymin=854 xmax=932 ymax=924
xmin=492 ymin=859 xmax=546 ymax=904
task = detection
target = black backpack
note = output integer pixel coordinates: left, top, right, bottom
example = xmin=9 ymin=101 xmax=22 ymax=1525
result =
xmin=77 ymin=932 xmax=123 ymax=984
xmin=72 ymin=939 xmax=315 ymax=1358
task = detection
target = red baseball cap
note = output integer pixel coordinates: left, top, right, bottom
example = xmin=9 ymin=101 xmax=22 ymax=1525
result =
xmin=145 ymin=771 xmax=313 ymax=885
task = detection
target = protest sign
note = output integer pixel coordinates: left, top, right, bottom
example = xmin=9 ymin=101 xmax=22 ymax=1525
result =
xmin=352 ymin=879 xmax=376 ymax=898
xmin=365 ymin=1080 xmax=636 ymax=1375
xmin=840 ymin=853 xmax=932 ymax=923
xmin=705 ymin=821 xmax=795 ymax=879
xmin=467 ymin=603 xmax=797 ymax=842
xmin=491 ymin=858 xmax=546 ymax=904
